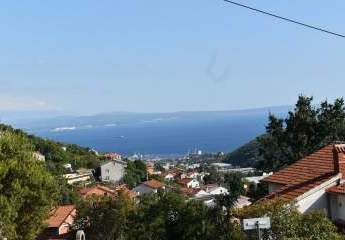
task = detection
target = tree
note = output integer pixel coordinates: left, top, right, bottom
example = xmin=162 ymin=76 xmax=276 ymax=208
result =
xmin=74 ymin=193 xmax=133 ymax=240
xmin=0 ymin=132 xmax=59 ymax=240
xmin=123 ymin=160 xmax=147 ymax=188
xmin=203 ymin=167 xmax=222 ymax=184
xmin=126 ymin=191 xmax=242 ymax=240
xmin=237 ymin=199 xmax=344 ymax=240
xmin=215 ymin=173 xmax=245 ymax=210
xmin=258 ymin=96 xmax=345 ymax=171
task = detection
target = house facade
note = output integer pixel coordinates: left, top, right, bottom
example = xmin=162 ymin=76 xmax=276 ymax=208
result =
xmin=262 ymin=144 xmax=345 ymax=224
xmin=177 ymin=178 xmax=200 ymax=188
xmin=132 ymin=179 xmax=165 ymax=195
xmin=40 ymin=205 xmax=76 ymax=239
xmin=94 ymin=160 xmax=127 ymax=183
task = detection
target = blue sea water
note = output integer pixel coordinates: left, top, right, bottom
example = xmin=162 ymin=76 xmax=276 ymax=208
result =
xmin=28 ymin=113 xmax=269 ymax=155
xmin=10 ymin=108 xmax=290 ymax=156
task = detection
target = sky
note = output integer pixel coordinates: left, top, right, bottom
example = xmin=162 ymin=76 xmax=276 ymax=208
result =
xmin=0 ymin=0 xmax=344 ymax=115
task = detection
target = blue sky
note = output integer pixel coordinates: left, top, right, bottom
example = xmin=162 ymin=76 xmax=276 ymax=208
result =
xmin=0 ymin=0 xmax=344 ymax=114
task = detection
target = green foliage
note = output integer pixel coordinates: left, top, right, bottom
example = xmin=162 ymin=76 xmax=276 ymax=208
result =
xmin=258 ymin=96 xmax=345 ymax=171
xmin=246 ymin=182 xmax=268 ymax=201
xmin=224 ymin=139 xmax=263 ymax=167
xmin=74 ymin=193 xmax=134 ymax=240
xmin=203 ymin=168 xmax=222 ymax=184
xmin=0 ymin=123 xmax=101 ymax=174
xmin=0 ymin=132 xmax=59 ymax=240
xmin=215 ymin=173 xmax=245 ymax=211
xmin=238 ymin=199 xmax=344 ymax=240
xmin=74 ymin=191 xmax=243 ymax=240
xmin=123 ymin=160 xmax=147 ymax=188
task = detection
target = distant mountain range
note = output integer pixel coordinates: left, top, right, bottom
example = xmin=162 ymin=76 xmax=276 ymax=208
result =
xmin=1 ymin=106 xmax=292 ymax=157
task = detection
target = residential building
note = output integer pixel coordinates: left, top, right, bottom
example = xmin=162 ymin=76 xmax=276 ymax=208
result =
xmin=245 ymin=172 xmax=273 ymax=185
xmin=40 ymin=205 xmax=76 ymax=239
xmin=78 ymin=185 xmax=117 ymax=199
xmin=146 ymin=161 xmax=162 ymax=175
xmin=94 ymin=160 xmax=127 ymax=183
xmin=186 ymin=171 xmax=199 ymax=179
xmin=63 ymin=173 xmax=90 ymax=185
xmin=235 ymin=196 xmax=252 ymax=209
xmin=104 ymin=152 xmax=122 ymax=161
xmin=132 ymin=179 xmax=165 ymax=195
xmin=163 ymin=172 xmax=176 ymax=181
xmin=116 ymin=184 xmax=138 ymax=199
xmin=63 ymin=170 xmax=92 ymax=185
xmin=261 ymin=143 xmax=345 ymax=224
xmin=204 ymin=184 xmax=229 ymax=195
xmin=177 ymin=178 xmax=200 ymax=188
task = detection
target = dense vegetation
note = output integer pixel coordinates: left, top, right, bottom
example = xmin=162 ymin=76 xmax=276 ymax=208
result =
xmin=225 ymin=96 xmax=345 ymax=172
xmin=0 ymin=123 xmax=101 ymax=174
xmin=74 ymin=191 xmax=243 ymax=240
xmin=237 ymin=199 xmax=344 ymax=240
xmin=123 ymin=160 xmax=148 ymax=188
xmin=258 ymin=96 xmax=345 ymax=171
xmin=0 ymin=123 xmax=103 ymax=239
xmin=0 ymin=131 xmax=59 ymax=240
xmin=74 ymin=191 xmax=344 ymax=240
xmin=223 ymin=139 xmax=262 ymax=167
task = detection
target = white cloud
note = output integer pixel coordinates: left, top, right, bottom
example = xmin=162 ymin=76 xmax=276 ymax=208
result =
xmin=0 ymin=96 xmax=52 ymax=111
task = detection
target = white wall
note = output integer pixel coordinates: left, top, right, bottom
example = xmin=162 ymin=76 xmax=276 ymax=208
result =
xmin=208 ymin=187 xmax=228 ymax=195
xmin=101 ymin=161 xmax=126 ymax=182
xmin=187 ymin=179 xmax=200 ymax=188
xmin=296 ymin=175 xmax=340 ymax=214
xmin=297 ymin=188 xmax=329 ymax=213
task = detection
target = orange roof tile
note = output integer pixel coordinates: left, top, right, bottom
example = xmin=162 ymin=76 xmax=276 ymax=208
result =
xmin=46 ymin=205 xmax=75 ymax=228
xmin=326 ymin=183 xmax=345 ymax=194
xmin=261 ymin=144 xmax=342 ymax=201
xmin=142 ymin=179 xmax=164 ymax=189
xmin=262 ymin=145 xmax=336 ymax=186
xmin=79 ymin=185 xmax=116 ymax=198
xmin=177 ymin=178 xmax=194 ymax=186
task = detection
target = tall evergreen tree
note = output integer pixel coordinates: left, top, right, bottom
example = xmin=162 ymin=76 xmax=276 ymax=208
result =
xmin=258 ymin=96 xmax=345 ymax=171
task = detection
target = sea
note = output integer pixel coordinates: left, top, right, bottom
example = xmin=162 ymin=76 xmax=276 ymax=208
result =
xmin=7 ymin=107 xmax=290 ymax=157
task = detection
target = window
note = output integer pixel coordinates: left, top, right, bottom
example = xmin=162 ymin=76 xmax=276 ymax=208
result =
xmin=105 ymin=169 xmax=110 ymax=174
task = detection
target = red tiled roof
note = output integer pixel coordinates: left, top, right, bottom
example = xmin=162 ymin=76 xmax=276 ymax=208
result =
xmin=326 ymin=183 xmax=345 ymax=195
xmin=265 ymin=173 xmax=336 ymax=201
xmin=262 ymin=144 xmax=342 ymax=201
xmin=116 ymin=185 xmax=138 ymax=199
xmin=263 ymin=145 xmax=336 ymax=185
xmin=79 ymin=185 xmax=116 ymax=198
xmin=142 ymin=179 xmax=164 ymax=189
xmin=177 ymin=178 xmax=194 ymax=186
xmin=180 ymin=187 xmax=201 ymax=196
xmin=46 ymin=205 xmax=75 ymax=228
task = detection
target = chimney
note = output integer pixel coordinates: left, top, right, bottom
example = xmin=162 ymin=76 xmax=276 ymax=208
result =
xmin=333 ymin=144 xmax=345 ymax=177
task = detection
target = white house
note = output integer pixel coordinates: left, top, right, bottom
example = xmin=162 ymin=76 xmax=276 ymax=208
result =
xmin=177 ymin=178 xmax=200 ymax=188
xmin=63 ymin=172 xmax=91 ymax=185
xmin=205 ymin=185 xmax=229 ymax=195
xmin=187 ymin=172 xmax=199 ymax=179
xmin=94 ymin=160 xmax=127 ymax=183
xmin=262 ymin=143 xmax=345 ymax=225
xmin=163 ymin=173 xmax=175 ymax=181
xmin=132 ymin=179 xmax=165 ymax=195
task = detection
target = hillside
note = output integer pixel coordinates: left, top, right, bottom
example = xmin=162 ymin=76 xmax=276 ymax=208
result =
xmin=0 ymin=123 xmax=102 ymax=174
xmin=223 ymin=138 xmax=263 ymax=167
